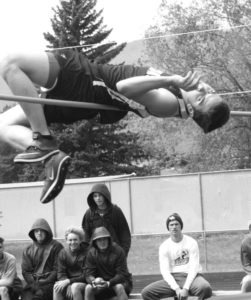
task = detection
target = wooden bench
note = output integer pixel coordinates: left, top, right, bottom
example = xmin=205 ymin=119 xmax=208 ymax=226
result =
xmin=129 ymin=272 xmax=248 ymax=299
xmin=129 ymin=291 xmax=250 ymax=300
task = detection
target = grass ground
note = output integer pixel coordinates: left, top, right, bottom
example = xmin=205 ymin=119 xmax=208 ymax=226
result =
xmin=4 ymin=231 xmax=246 ymax=278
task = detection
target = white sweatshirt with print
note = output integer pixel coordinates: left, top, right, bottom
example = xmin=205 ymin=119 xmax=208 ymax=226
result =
xmin=159 ymin=234 xmax=202 ymax=291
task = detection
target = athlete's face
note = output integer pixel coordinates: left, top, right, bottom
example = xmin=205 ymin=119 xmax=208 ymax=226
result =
xmin=168 ymin=220 xmax=182 ymax=237
xmin=183 ymin=82 xmax=220 ymax=114
xmin=96 ymin=237 xmax=109 ymax=251
xmin=34 ymin=229 xmax=47 ymax=244
xmin=66 ymin=233 xmax=81 ymax=252
xmin=93 ymin=193 xmax=106 ymax=208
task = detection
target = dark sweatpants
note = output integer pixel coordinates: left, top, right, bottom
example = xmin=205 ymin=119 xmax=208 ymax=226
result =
xmin=141 ymin=273 xmax=212 ymax=300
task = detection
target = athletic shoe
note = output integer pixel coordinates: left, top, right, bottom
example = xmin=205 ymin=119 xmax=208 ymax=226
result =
xmin=40 ymin=151 xmax=71 ymax=204
xmin=14 ymin=132 xmax=59 ymax=163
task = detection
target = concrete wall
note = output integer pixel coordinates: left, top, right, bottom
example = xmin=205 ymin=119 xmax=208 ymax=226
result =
xmin=1 ymin=169 xmax=251 ymax=239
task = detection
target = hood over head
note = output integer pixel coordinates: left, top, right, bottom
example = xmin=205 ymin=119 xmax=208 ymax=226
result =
xmin=29 ymin=218 xmax=53 ymax=243
xmin=91 ymin=226 xmax=112 ymax=247
xmin=87 ymin=183 xmax=111 ymax=209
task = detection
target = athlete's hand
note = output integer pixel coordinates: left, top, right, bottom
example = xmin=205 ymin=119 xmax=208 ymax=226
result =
xmin=170 ymin=71 xmax=201 ymax=91
xmin=54 ymin=279 xmax=70 ymax=292
xmin=180 ymin=288 xmax=189 ymax=299
xmin=95 ymin=281 xmax=109 ymax=290
xmin=175 ymin=288 xmax=182 ymax=300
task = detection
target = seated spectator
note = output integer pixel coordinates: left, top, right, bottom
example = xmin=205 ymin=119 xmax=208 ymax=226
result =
xmin=241 ymin=220 xmax=251 ymax=293
xmin=85 ymin=226 xmax=132 ymax=300
xmin=22 ymin=218 xmax=63 ymax=300
xmin=82 ymin=183 xmax=131 ymax=257
xmin=0 ymin=237 xmax=22 ymax=300
xmin=141 ymin=213 xmax=212 ymax=300
xmin=54 ymin=227 xmax=89 ymax=300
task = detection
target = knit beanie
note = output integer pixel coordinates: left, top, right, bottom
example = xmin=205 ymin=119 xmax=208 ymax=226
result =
xmin=166 ymin=213 xmax=183 ymax=230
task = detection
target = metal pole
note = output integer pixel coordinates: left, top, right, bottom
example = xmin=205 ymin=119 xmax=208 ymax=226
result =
xmin=230 ymin=111 xmax=251 ymax=117
xmin=52 ymin=200 xmax=57 ymax=238
xmin=128 ymin=179 xmax=134 ymax=234
xmin=199 ymin=173 xmax=208 ymax=271
xmin=0 ymin=94 xmax=124 ymax=111
xmin=0 ymin=93 xmax=251 ymax=117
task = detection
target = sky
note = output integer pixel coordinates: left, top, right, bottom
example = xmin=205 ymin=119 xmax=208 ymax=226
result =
xmin=0 ymin=0 xmax=162 ymax=58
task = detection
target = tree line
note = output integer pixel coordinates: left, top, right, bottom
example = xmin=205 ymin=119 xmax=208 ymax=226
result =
xmin=0 ymin=0 xmax=250 ymax=183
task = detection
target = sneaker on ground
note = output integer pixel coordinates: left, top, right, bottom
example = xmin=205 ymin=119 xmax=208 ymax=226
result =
xmin=40 ymin=151 xmax=71 ymax=204
xmin=14 ymin=132 xmax=59 ymax=163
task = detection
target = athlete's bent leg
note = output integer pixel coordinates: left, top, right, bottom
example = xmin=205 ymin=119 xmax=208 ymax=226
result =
xmin=0 ymin=52 xmax=52 ymax=134
xmin=0 ymin=52 xmax=60 ymax=163
xmin=0 ymin=52 xmax=69 ymax=204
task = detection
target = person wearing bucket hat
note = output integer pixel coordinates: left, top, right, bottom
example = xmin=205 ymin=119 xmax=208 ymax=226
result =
xmin=85 ymin=226 xmax=132 ymax=300
xmin=142 ymin=213 xmax=212 ymax=300
xmin=82 ymin=183 xmax=131 ymax=256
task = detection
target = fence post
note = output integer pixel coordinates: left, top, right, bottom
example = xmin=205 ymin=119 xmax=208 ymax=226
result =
xmin=199 ymin=173 xmax=208 ymax=271
xmin=128 ymin=179 xmax=134 ymax=234
xmin=52 ymin=200 xmax=57 ymax=238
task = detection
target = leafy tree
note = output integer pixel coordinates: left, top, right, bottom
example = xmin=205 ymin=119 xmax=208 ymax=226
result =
xmin=131 ymin=0 xmax=251 ymax=172
xmin=43 ymin=0 xmax=126 ymax=62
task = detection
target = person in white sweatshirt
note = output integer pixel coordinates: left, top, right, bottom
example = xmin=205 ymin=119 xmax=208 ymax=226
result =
xmin=141 ymin=213 xmax=212 ymax=300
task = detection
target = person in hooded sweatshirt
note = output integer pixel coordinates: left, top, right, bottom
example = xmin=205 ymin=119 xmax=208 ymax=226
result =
xmin=82 ymin=183 xmax=131 ymax=257
xmin=21 ymin=218 xmax=63 ymax=300
xmin=0 ymin=237 xmax=23 ymax=300
xmin=54 ymin=227 xmax=89 ymax=300
xmin=85 ymin=226 xmax=132 ymax=300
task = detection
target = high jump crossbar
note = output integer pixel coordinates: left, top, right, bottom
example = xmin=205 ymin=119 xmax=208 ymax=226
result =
xmin=0 ymin=94 xmax=250 ymax=117
xmin=0 ymin=94 xmax=124 ymax=111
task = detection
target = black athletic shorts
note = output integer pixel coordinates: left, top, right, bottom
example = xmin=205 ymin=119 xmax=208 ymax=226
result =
xmin=43 ymin=50 xmax=148 ymax=125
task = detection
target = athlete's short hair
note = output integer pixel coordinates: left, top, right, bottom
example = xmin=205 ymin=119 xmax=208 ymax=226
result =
xmin=65 ymin=227 xmax=85 ymax=241
xmin=192 ymin=94 xmax=230 ymax=133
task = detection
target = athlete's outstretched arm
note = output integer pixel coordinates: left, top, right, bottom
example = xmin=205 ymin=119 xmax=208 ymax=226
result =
xmin=116 ymin=71 xmax=200 ymax=99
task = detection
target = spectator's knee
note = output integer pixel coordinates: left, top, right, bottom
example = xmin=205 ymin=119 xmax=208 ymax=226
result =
xmin=71 ymin=282 xmax=85 ymax=295
xmin=0 ymin=286 xmax=9 ymax=297
xmin=197 ymin=282 xmax=212 ymax=299
xmin=141 ymin=286 xmax=151 ymax=300
xmin=113 ymin=283 xmax=125 ymax=295
xmin=203 ymin=284 xmax=213 ymax=298
xmin=241 ymin=275 xmax=251 ymax=292
xmin=85 ymin=284 xmax=94 ymax=296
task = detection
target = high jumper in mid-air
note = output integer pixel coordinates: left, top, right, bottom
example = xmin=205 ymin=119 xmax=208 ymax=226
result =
xmin=0 ymin=49 xmax=230 ymax=203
